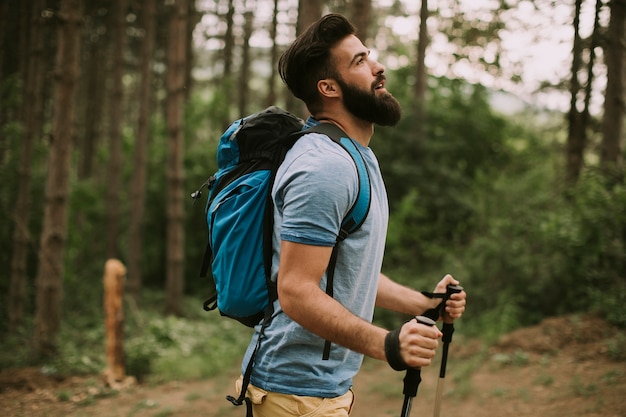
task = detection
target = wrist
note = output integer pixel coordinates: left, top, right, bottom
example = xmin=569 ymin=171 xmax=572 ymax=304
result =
xmin=384 ymin=327 xmax=408 ymax=371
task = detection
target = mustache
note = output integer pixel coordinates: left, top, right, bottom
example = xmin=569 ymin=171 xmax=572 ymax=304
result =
xmin=371 ymin=74 xmax=386 ymax=90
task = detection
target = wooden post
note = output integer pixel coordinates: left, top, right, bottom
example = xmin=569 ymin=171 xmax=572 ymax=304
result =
xmin=103 ymin=258 xmax=127 ymax=387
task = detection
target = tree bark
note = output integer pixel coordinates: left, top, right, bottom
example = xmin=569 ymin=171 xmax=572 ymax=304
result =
xmin=9 ymin=0 xmax=46 ymax=333
xmin=165 ymin=0 xmax=188 ymax=316
xmin=414 ymin=0 xmax=429 ymax=144
xmin=103 ymin=259 xmax=127 ymax=384
xmin=297 ymin=0 xmax=322 ymax=35
xmin=566 ymin=0 xmax=586 ymax=184
xmin=292 ymin=0 xmax=323 ymax=116
xmin=78 ymin=1 xmax=108 ymax=180
xmin=350 ymin=0 xmax=372 ymax=42
xmin=128 ymin=0 xmax=157 ymax=299
xmin=217 ymin=0 xmax=235 ymax=129
xmin=600 ymin=0 xmax=626 ymax=182
xmin=265 ymin=0 xmax=280 ymax=107
xmin=105 ymin=0 xmax=127 ymax=259
xmin=237 ymin=7 xmax=254 ymax=116
xmin=32 ymin=0 xmax=83 ymax=357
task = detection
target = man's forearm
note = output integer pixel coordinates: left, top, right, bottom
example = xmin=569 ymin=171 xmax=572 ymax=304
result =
xmin=376 ymin=273 xmax=437 ymax=316
xmin=280 ymin=279 xmax=389 ymax=361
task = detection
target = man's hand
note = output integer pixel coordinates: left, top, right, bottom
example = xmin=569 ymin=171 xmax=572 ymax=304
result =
xmin=433 ymin=274 xmax=466 ymax=321
xmin=398 ymin=318 xmax=442 ymax=368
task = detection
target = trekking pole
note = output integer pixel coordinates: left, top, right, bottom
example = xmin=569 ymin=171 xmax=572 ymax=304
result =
xmin=401 ymin=315 xmax=436 ymax=417
xmin=433 ymin=284 xmax=463 ymax=417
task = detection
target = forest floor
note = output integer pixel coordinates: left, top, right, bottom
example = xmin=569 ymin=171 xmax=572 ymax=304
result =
xmin=2 ymin=314 xmax=626 ymax=417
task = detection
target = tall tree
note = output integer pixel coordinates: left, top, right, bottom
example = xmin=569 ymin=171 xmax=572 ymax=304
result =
xmin=128 ymin=0 xmax=157 ymax=298
xmin=220 ymin=0 xmax=235 ymax=128
xmin=600 ymin=0 xmax=626 ymax=182
xmin=78 ymin=1 xmax=109 ymax=180
xmin=105 ymin=0 xmax=127 ymax=259
xmin=0 ymin=1 xmax=7 ymax=84
xmin=9 ymin=0 xmax=46 ymax=333
xmin=237 ymin=6 xmax=254 ymax=116
xmin=297 ymin=0 xmax=322 ymax=37
xmin=566 ymin=0 xmax=599 ymax=184
xmin=265 ymin=0 xmax=280 ymax=106
xmin=350 ymin=0 xmax=372 ymax=42
xmin=292 ymin=0 xmax=323 ymax=115
xmin=32 ymin=0 xmax=83 ymax=357
xmin=165 ymin=0 xmax=189 ymax=316
xmin=414 ymin=0 xmax=429 ymax=144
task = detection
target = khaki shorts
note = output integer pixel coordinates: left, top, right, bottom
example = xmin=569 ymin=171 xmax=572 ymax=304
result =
xmin=236 ymin=376 xmax=355 ymax=417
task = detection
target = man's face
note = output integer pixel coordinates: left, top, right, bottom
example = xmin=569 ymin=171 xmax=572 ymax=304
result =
xmin=331 ymin=35 xmax=402 ymax=126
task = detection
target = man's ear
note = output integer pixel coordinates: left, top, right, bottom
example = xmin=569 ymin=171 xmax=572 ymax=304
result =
xmin=317 ymin=79 xmax=341 ymax=99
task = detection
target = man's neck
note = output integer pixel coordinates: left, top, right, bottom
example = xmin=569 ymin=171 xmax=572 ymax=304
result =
xmin=314 ymin=111 xmax=374 ymax=147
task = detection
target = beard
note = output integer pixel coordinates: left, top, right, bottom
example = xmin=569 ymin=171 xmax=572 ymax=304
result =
xmin=336 ymin=75 xmax=402 ymax=126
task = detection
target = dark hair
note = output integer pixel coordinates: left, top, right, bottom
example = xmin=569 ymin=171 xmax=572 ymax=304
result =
xmin=278 ymin=14 xmax=356 ymax=114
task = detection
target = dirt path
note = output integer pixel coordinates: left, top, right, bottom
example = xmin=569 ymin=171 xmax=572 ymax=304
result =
xmin=2 ymin=315 xmax=625 ymax=417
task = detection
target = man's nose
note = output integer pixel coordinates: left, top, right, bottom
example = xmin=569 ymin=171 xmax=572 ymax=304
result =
xmin=372 ymin=59 xmax=385 ymax=75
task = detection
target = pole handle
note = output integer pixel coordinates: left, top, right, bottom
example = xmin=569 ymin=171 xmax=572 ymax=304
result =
xmin=442 ymin=284 xmax=463 ymax=323
xmin=402 ymin=316 xmax=436 ymax=397
xmin=401 ymin=316 xmax=436 ymax=417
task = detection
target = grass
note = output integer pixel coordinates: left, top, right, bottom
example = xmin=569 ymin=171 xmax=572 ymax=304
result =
xmin=569 ymin=375 xmax=598 ymax=397
xmin=0 ymin=291 xmax=253 ymax=383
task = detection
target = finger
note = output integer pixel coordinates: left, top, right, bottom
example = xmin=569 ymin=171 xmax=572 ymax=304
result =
xmin=401 ymin=342 xmax=438 ymax=368
xmin=443 ymin=274 xmax=459 ymax=285
xmin=404 ymin=324 xmax=442 ymax=343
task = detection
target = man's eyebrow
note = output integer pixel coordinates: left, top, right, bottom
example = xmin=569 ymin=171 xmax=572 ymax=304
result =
xmin=350 ymin=50 xmax=370 ymax=65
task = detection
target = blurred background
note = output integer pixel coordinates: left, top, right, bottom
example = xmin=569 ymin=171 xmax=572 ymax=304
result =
xmin=0 ymin=0 xmax=624 ymax=381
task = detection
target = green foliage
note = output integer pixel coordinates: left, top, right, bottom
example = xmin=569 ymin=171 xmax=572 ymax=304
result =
xmin=125 ymin=293 xmax=253 ymax=382
xmin=443 ymin=147 xmax=625 ymax=332
xmin=378 ymin=75 xmax=513 ymax=280
xmin=378 ymin=68 xmax=626 ymax=337
xmin=0 ymin=292 xmax=251 ymax=382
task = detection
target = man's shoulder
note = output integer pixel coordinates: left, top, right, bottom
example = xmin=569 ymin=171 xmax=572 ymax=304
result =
xmin=288 ymin=132 xmax=356 ymax=165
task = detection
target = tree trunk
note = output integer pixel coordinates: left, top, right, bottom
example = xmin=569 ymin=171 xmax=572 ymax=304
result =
xmin=297 ymin=0 xmax=322 ymax=35
xmin=265 ymin=0 xmax=280 ymax=107
xmin=17 ymin=1 xmax=31 ymax=125
xmin=600 ymin=0 xmax=626 ymax=182
xmin=237 ymin=7 xmax=254 ymax=116
xmin=220 ymin=0 xmax=235 ymax=128
xmin=9 ymin=0 xmax=46 ymax=333
xmin=566 ymin=0 xmax=586 ymax=184
xmin=223 ymin=0 xmax=235 ymax=77
xmin=0 ymin=1 xmax=7 ymax=86
xmin=128 ymin=0 xmax=157 ymax=299
xmin=103 ymin=259 xmax=127 ymax=384
xmin=350 ymin=0 xmax=372 ymax=42
xmin=165 ymin=0 xmax=188 ymax=316
xmin=32 ymin=0 xmax=83 ymax=358
xmin=292 ymin=0 xmax=323 ymax=116
xmin=78 ymin=2 xmax=108 ymax=180
xmin=105 ymin=0 xmax=127 ymax=259
xmin=414 ymin=0 xmax=429 ymax=144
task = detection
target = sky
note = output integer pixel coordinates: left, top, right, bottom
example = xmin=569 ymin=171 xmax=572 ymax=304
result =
xmin=387 ymin=0 xmax=606 ymax=114
xmin=195 ymin=0 xmax=608 ymax=115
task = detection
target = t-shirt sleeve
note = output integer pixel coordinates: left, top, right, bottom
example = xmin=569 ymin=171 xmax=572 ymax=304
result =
xmin=273 ymin=134 xmax=358 ymax=247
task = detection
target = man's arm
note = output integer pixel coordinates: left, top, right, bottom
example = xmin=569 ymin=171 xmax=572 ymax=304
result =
xmin=376 ymin=273 xmax=466 ymax=319
xmin=277 ymin=240 xmax=441 ymax=368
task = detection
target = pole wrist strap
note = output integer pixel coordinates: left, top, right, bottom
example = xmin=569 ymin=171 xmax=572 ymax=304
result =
xmin=385 ymin=327 xmax=409 ymax=371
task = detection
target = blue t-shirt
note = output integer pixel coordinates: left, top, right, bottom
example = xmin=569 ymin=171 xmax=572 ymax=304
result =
xmin=241 ymin=120 xmax=389 ymax=397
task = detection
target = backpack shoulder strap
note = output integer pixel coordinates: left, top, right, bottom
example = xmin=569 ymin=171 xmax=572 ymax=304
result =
xmin=299 ymin=123 xmax=372 ymax=238
xmin=296 ymin=122 xmax=372 ymax=360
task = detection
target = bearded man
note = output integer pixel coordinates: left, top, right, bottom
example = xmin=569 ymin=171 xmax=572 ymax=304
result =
xmin=234 ymin=13 xmax=467 ymax=417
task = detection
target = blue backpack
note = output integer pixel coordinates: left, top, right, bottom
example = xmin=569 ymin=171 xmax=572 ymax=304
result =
xmin=192 ymin=106 xmax=371 ymax=411
xmin=194 ymin=106 xmax=371 ymax=326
